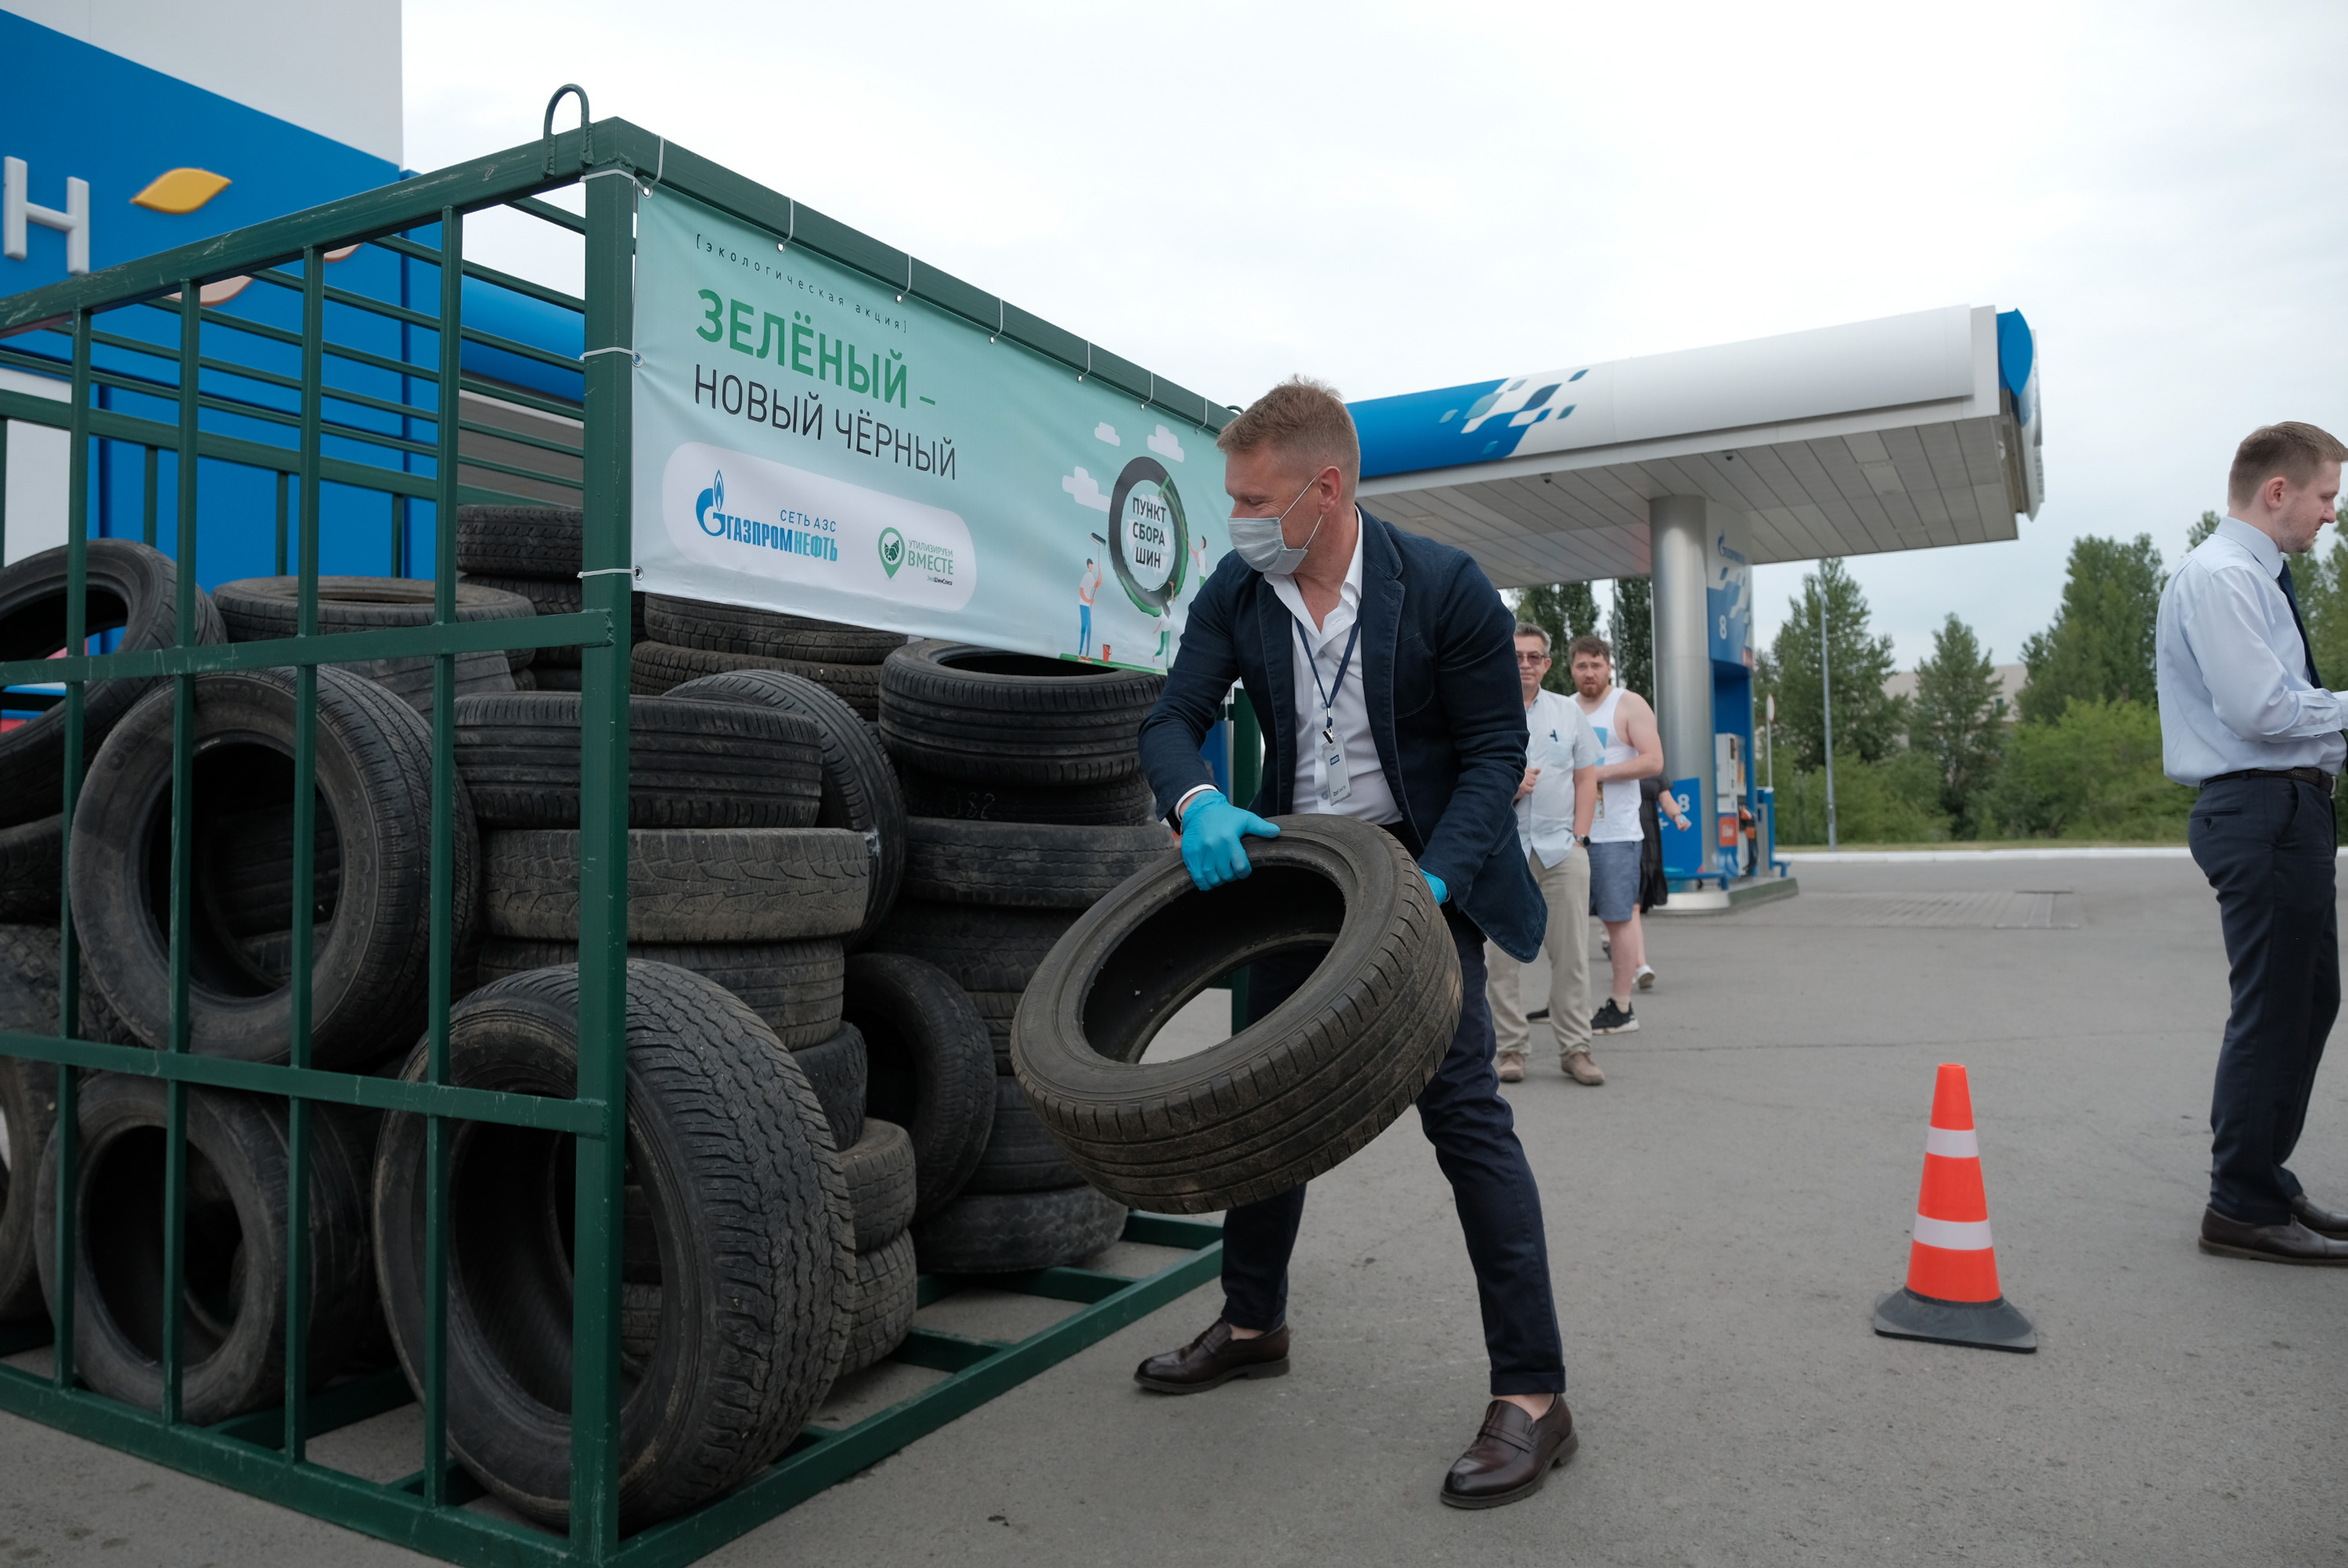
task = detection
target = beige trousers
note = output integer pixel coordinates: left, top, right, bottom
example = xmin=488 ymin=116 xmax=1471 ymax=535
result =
xmin=1486 ymin=847 xmax=1594 ymax=1061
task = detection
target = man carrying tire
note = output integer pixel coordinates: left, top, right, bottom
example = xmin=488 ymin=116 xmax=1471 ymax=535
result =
xmin=1133 ymin=376 xmax=1576 ymax=1509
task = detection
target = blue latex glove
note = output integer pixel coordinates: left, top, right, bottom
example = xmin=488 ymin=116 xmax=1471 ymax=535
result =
xmin=1180 ymin=790 xmax=1280 ymax=889
xmin=1423 ymin=870 xmax=1448 ymax=905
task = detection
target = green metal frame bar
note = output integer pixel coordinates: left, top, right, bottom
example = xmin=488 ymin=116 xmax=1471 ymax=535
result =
xmin=0 ymin=1215 xmax=1221 ymax=1567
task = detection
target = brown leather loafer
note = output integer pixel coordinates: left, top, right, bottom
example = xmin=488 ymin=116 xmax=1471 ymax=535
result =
xmin=1133 ymin=1320 xmax=1290 ymax=1394
xmin=2291 ymin=1195 xmax=2348 ymax=1240
xmin=1440 ymin=1397 xmax=1577 ymax=1509
xmin=2200 ymin=1207 xmax=2348 ymax=1264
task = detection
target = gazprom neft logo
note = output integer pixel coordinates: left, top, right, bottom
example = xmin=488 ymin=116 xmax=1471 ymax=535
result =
xmin=695 ymin=469 xmax=840 ymax=563
xmin=696 ymin=470 xmax=728 ymax=534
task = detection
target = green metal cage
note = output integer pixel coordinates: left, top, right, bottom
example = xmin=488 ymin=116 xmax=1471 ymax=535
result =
xmin=0 ymin=103 xmax=1225 ymax=1566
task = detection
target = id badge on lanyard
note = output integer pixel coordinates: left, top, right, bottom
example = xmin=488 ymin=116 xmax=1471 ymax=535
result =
xmin=1299 ymin=619 xmax=1361 ymax=807
xmin=1321 ymin=720 xmax=1351 ymax=804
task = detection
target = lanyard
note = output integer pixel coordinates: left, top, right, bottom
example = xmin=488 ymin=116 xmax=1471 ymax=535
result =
xmin=1296 ymin=617 xmax=1361 ymax=731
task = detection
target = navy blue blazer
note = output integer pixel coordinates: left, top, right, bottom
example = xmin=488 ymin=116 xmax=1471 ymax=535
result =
xmin=1137 ymin=508 xmax=1545 ymax=962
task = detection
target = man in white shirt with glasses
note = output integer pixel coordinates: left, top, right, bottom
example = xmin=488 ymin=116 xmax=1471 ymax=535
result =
xmin=1488 ymin=622 xmax=1601 ymax=1084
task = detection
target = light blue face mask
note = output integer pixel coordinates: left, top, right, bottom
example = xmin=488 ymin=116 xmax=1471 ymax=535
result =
xmin=1226 ymin=477 xmax=1326 ymax=576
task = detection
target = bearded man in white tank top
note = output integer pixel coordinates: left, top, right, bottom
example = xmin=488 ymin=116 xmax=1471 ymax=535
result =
xmin=1568 ymin=636 xmax=1663 ymax=1036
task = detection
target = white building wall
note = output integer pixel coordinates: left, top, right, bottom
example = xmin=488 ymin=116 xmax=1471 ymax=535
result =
xmin=5 ymin=0 xmax=402 ymax=164
xmin=0 ymin=369 xmax=67 ymax=566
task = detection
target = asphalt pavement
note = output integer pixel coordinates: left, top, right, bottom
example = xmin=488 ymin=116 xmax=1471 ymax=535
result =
xmin=4 ymin=853 xmax=2345 ymax=1567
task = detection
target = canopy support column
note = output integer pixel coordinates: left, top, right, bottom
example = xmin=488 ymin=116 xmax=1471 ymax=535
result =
xmin=1648 ymin=494 xmax=1714 ymax=857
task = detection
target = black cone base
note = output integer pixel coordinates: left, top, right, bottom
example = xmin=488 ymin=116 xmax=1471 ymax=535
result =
xmin=1872 ymin=1287 xmax=2036 ymax=1352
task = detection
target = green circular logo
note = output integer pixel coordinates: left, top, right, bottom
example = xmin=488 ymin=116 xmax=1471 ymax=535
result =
xmin=877 ymin=527 xmax=905 ymax=578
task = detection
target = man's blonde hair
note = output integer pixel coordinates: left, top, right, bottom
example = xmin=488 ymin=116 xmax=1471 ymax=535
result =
xmin=1216 ymin=376 xmax=1361 ymax=489
xmin=2228 ymin=421 xmax=2348 ymax=506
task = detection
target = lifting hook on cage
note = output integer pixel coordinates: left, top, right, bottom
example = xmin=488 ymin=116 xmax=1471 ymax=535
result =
xmin=775 ymin=200 xmax=797 ymax=257
xmin=990 ymin=298 xmax=1003 ymax=343
xmin=897 ymin=254 xmax=913 ymax=304
xmin=543 ymin=85 xmax=592 ymax=176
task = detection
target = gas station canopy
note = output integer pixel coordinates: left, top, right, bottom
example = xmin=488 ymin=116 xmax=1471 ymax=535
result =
xmin=1349 ymin=304 xmax=2041 ymax=588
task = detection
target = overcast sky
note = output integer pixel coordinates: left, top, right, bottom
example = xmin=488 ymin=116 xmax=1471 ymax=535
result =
xmin=405 ymin=0 xmax=2348 ymax=674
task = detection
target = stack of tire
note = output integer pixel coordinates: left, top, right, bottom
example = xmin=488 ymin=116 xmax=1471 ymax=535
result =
xmin=0 ymin=533 xmax=473 ymax=1419
xmin=631 ymin=595 xmax=906 ymax=721
xmin=454 ymin=504 xmax=647 ymax=694
xmin=456 ymin=671 xmax=925 ymax=1382
xmin=869 ymin=641 xmax=1172 ymax=1273
xmin=210 ymin=574 xmax=535 ymax=710
xmin=0 ymin=541 xmax=219 ymax=1344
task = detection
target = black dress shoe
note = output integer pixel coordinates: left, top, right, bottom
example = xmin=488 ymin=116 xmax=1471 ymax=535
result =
xmin=2200 ymin=1207 xmax=2348 ymax=1264
xmin=1440 ymin=1398 xmax=1577 ymax=1509
xmin=1133 ymin=1320 xmax=1289 ymax=1394
xmin=2291 ymin=1195 xmax=2348 ymax=1240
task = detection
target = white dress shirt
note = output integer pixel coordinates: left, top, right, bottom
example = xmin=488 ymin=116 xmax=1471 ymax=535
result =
xmin=2155 ymin=514 xmax=2348 ymax=784
xmin=1174 ymin=509 xmax=1403 ymax=826
xmin=1269 ymin=512 xmax=1403 ymax=825
xmin=1515 ymin=687 xmax=1602 ymax=867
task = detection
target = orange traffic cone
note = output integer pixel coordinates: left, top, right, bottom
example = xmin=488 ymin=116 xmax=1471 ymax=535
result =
xmin=1872 ymin=1063 xmax=2036 ymax=1352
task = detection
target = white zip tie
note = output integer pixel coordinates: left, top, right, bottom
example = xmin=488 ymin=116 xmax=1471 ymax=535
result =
xmin=580 ymin=345 xmax=637 ymax=364
xmin=577 ymin=565 xmax=639 ymax=579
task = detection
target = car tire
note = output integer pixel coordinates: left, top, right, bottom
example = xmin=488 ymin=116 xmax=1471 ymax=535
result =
xmin=34 ymin=1077 xmax=376 ymax=1422
xmin=0 ymin=541 xmax=225 ymax=828
xmin=895 ymin=767 xmax=1158 ymax=827
xmin=864 ymin=900 xmax=1076 ymax=994
xmin=839 ymin=1231 xmax=917 ymax=1376
xmin=663 ymin=668 xmax=908 ymax=951
xmin=792 ymin=1020 xmax=866 ymax=1153
xmin=477 ymin=937 xmax=843 ymax=1048
xmin=902 ymin=818 xmax=1170 ymax=910
xmin=71 ymin=667 xmax=479 ymax=1069
xmin=371 ymin=961 xmax=852 ymax=1533
xmin=877 ymin=642 xmax=1159 ymax=788
xmin=843 ymin=953 xmax=994 ymax=1221
xmin=838 ymin=1118 xmax=916 ymax=1250
xmin=909 ymin=1185 xmax=1126 ymax=1276
xmin=452 ymin=692 xmax=823 ymax=831
xmin=1012 ymin=815 xmax=1460 ymax=1213
xmin=964 ymin=1077 xmax=1084 ymax=1195
xmin=481 ymin=827 xmax=866 ymax=944
xmin=644 ymin=595 xmax=906 ymax=666
xmin=632 ymin=642 xmax=880 ymax=720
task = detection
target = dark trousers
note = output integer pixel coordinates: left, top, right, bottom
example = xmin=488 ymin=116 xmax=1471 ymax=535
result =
xmin=2188 ymin=775 xmax=2340 ymax=1225
xmin=1219 ymin=910 xmax=1568 ymax=1396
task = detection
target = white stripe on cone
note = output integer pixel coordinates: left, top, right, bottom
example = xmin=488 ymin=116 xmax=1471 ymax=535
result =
xmin=1925 ymin=1126 xmax=1981 ymax=1159
xmin=1911 ymin=1214 xmax=1994 ymax=1250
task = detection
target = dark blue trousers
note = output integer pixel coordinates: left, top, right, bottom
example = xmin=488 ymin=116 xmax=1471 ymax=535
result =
xmin=1218 ymin=910 xmax=1568 ymax=1395
xmin=2189 ymin=775 xmax=2340 ymax=1225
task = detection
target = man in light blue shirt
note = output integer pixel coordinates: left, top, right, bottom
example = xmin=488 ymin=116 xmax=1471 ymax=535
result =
xmin=1486 ymin=622 xmax=1601 ymax=1084
xmin=2155 ymin=419 xmax=2348 ymax=1265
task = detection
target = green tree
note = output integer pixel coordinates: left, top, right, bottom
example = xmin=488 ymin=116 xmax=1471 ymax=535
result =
xmin=2294 ymin=533 xmax=2348 ymax=686
xmin=1608 ymin=577 xmax=1653 ymax=702
xmin=1909 ymin=613 xmax=2004 ymax=832
xmin=1979 ymin=698 xmax=2191 ymax=840
xmin=1774 ymin=750 xmax=1950 ymax=845
xmin=2186 ymin=509 xmax=2220 ymax=552
xmin=1767 ymin=558 xmax=1906 ymax=771
xmin=1511 ymin=582 xmax=1601 ymax=692
xmin=2016 ymin=534 xmax=2165 ymax=722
